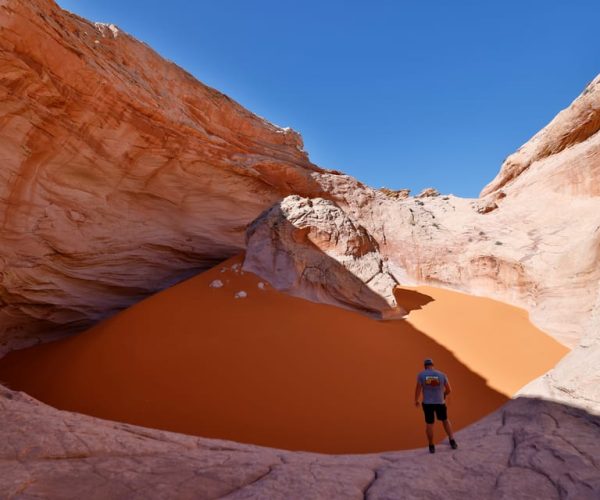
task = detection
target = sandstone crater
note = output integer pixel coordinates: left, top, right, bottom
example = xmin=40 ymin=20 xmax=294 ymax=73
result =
xmin=0 ymin=0 xmax=599 ymax=498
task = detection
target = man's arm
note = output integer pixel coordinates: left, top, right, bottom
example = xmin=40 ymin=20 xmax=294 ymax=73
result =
xmin=415 ymin=381 xmax=422 ymax=406
xmin=444 ymin=379 xmax=452 ymax=399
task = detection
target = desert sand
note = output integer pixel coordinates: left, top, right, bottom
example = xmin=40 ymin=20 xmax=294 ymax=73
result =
xmin=401 ymin=285 xmax=569 ymax=396
xmin=0 ymin=255 xmax=567 ymax=454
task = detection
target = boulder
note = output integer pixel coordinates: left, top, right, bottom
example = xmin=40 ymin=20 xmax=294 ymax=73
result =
xmin=416 ymin=187 xmax=440 ymax=198
xmin=243 ymin=196 xmax=404 ymax=318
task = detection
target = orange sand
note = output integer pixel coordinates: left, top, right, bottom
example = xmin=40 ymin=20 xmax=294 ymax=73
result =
xmin=0 ymin=255 xmax=568 ymax=454
xmin=403 ymin=285 xmax=568 ymax=396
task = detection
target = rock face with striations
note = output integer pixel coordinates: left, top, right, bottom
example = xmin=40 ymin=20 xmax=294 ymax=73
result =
xmin=0 ymin=0 xmax=370 ymax=353
xmin=243 ymin=195 xmax=403 ymax=318
xmin=1 ymin=0 xmax=600 ymax=498
xmin=482 ymin=73 xmax=600 ymax=198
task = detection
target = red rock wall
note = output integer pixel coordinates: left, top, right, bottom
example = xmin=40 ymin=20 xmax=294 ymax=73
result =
xmin=0 ymin=0 xmax=334 ymax=350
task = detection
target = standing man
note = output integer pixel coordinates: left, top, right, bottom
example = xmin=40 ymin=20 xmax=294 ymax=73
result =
xmin=415 ymin=358 xmax=458 ymax=453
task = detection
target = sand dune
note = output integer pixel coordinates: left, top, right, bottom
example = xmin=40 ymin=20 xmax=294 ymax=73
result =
xmin=0 ymin=255 xmax=567 ymax=454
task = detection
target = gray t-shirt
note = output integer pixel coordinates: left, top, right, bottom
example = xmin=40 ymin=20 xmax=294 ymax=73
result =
xmin=417 ymin=368 xmax=448 ymax=404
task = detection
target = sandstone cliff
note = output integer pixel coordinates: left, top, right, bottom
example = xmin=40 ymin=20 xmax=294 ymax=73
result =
xmin=482 ymin=74 xmax=600 ymax=197
xmin=362 ymin=75 xmax=600 ymax=414
xmin=0 ymin=0 xmax=371 ymax=353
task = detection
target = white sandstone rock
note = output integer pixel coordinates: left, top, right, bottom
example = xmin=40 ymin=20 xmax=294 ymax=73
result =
xmin=243 ymin=196 xmax=405 ymax=319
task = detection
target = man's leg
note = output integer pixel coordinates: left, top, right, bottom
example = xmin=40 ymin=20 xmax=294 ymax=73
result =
xmin=438 ymin=405 xmax=458 ymax=449
xmin=442 ymin=419 xmax=454 ymax=439
xmin=426 ymin=423 xmax=434 ymax=445
xmin=422 ymin=404 xmax=436 ymax=453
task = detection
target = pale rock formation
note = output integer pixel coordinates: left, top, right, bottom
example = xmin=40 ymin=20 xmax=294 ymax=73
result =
xmin=475 ymin=190 xmax=506 ymax=214
xmin=519 ymin=285 xmax=600 ymax=414
xmin=361 ymin=74 xmax=600 ymax=417
xmin=357 ymin=75 xmax=600 ymax=350
xmin=243 ymin=196 xmax=404 ymax=318
xmin=368 ymin=190 xmax=599 ymax=348
xmin=379 ymin=187 xmax=411 ymax=200
xmin=415 ymin=187 xmax=440 ymax=198
xmin=482 ymin=74 xmax=600 ymax=197
xmin=0 ymin=384 xmax=598 ymax=498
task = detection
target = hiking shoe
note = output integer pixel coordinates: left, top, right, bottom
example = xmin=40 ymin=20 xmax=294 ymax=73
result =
xmin=428 ymin=444 xmax=435 ymax=454
xmin=449 ymin=439 xmax=458 ymax=450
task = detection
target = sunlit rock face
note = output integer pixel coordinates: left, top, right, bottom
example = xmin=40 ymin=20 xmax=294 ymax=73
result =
xmin=0 ymin=0 xmax=376 ymax=352
xmin=365 ymin=75 xmax=600 ymax=350
xmin=482 ymin=74 xmax=600 ymax=198
xmin=360 ymin=75 xmax=600 ymax=412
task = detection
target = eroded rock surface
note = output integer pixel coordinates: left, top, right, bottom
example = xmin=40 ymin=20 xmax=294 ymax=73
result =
xmin=243 ymin=196 xmax=403 ymax=318
xmin=482 ymin=74 xmax=600 ymax=197
xmin=0 ymin=0 xmax=367 ymax=353
xmin=415 ymin=187 xmax=440 ymax=198
xmin=357 ymin=76 xmax=600 ymax=415
xmin=1 ymin=385 xmax=598 ymax=499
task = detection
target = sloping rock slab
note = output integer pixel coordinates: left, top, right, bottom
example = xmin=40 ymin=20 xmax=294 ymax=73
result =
xmin=0 ymin=385 xmax=599 ymax=499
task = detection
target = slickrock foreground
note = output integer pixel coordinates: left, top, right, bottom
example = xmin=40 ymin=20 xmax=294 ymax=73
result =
xmin=0 ymin=0 xmax=599 ymax=498
xmin=1 ymin=385 xmax=599 ymax=499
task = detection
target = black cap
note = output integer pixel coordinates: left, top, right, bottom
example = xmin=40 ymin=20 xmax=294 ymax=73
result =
xmin=424 ymin=358 xmax=434 ymax=367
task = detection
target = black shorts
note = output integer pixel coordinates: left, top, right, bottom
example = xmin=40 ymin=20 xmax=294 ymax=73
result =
xmin=422 ymin=403 xmax=447 ymax=424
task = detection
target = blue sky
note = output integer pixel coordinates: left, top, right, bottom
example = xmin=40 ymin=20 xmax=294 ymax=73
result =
xmin=58 ymin=0 xmax=599 ymax=197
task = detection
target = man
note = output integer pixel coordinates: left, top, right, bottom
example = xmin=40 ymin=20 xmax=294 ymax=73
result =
xmin=415 ymin=358 xmax=458 ymax=454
